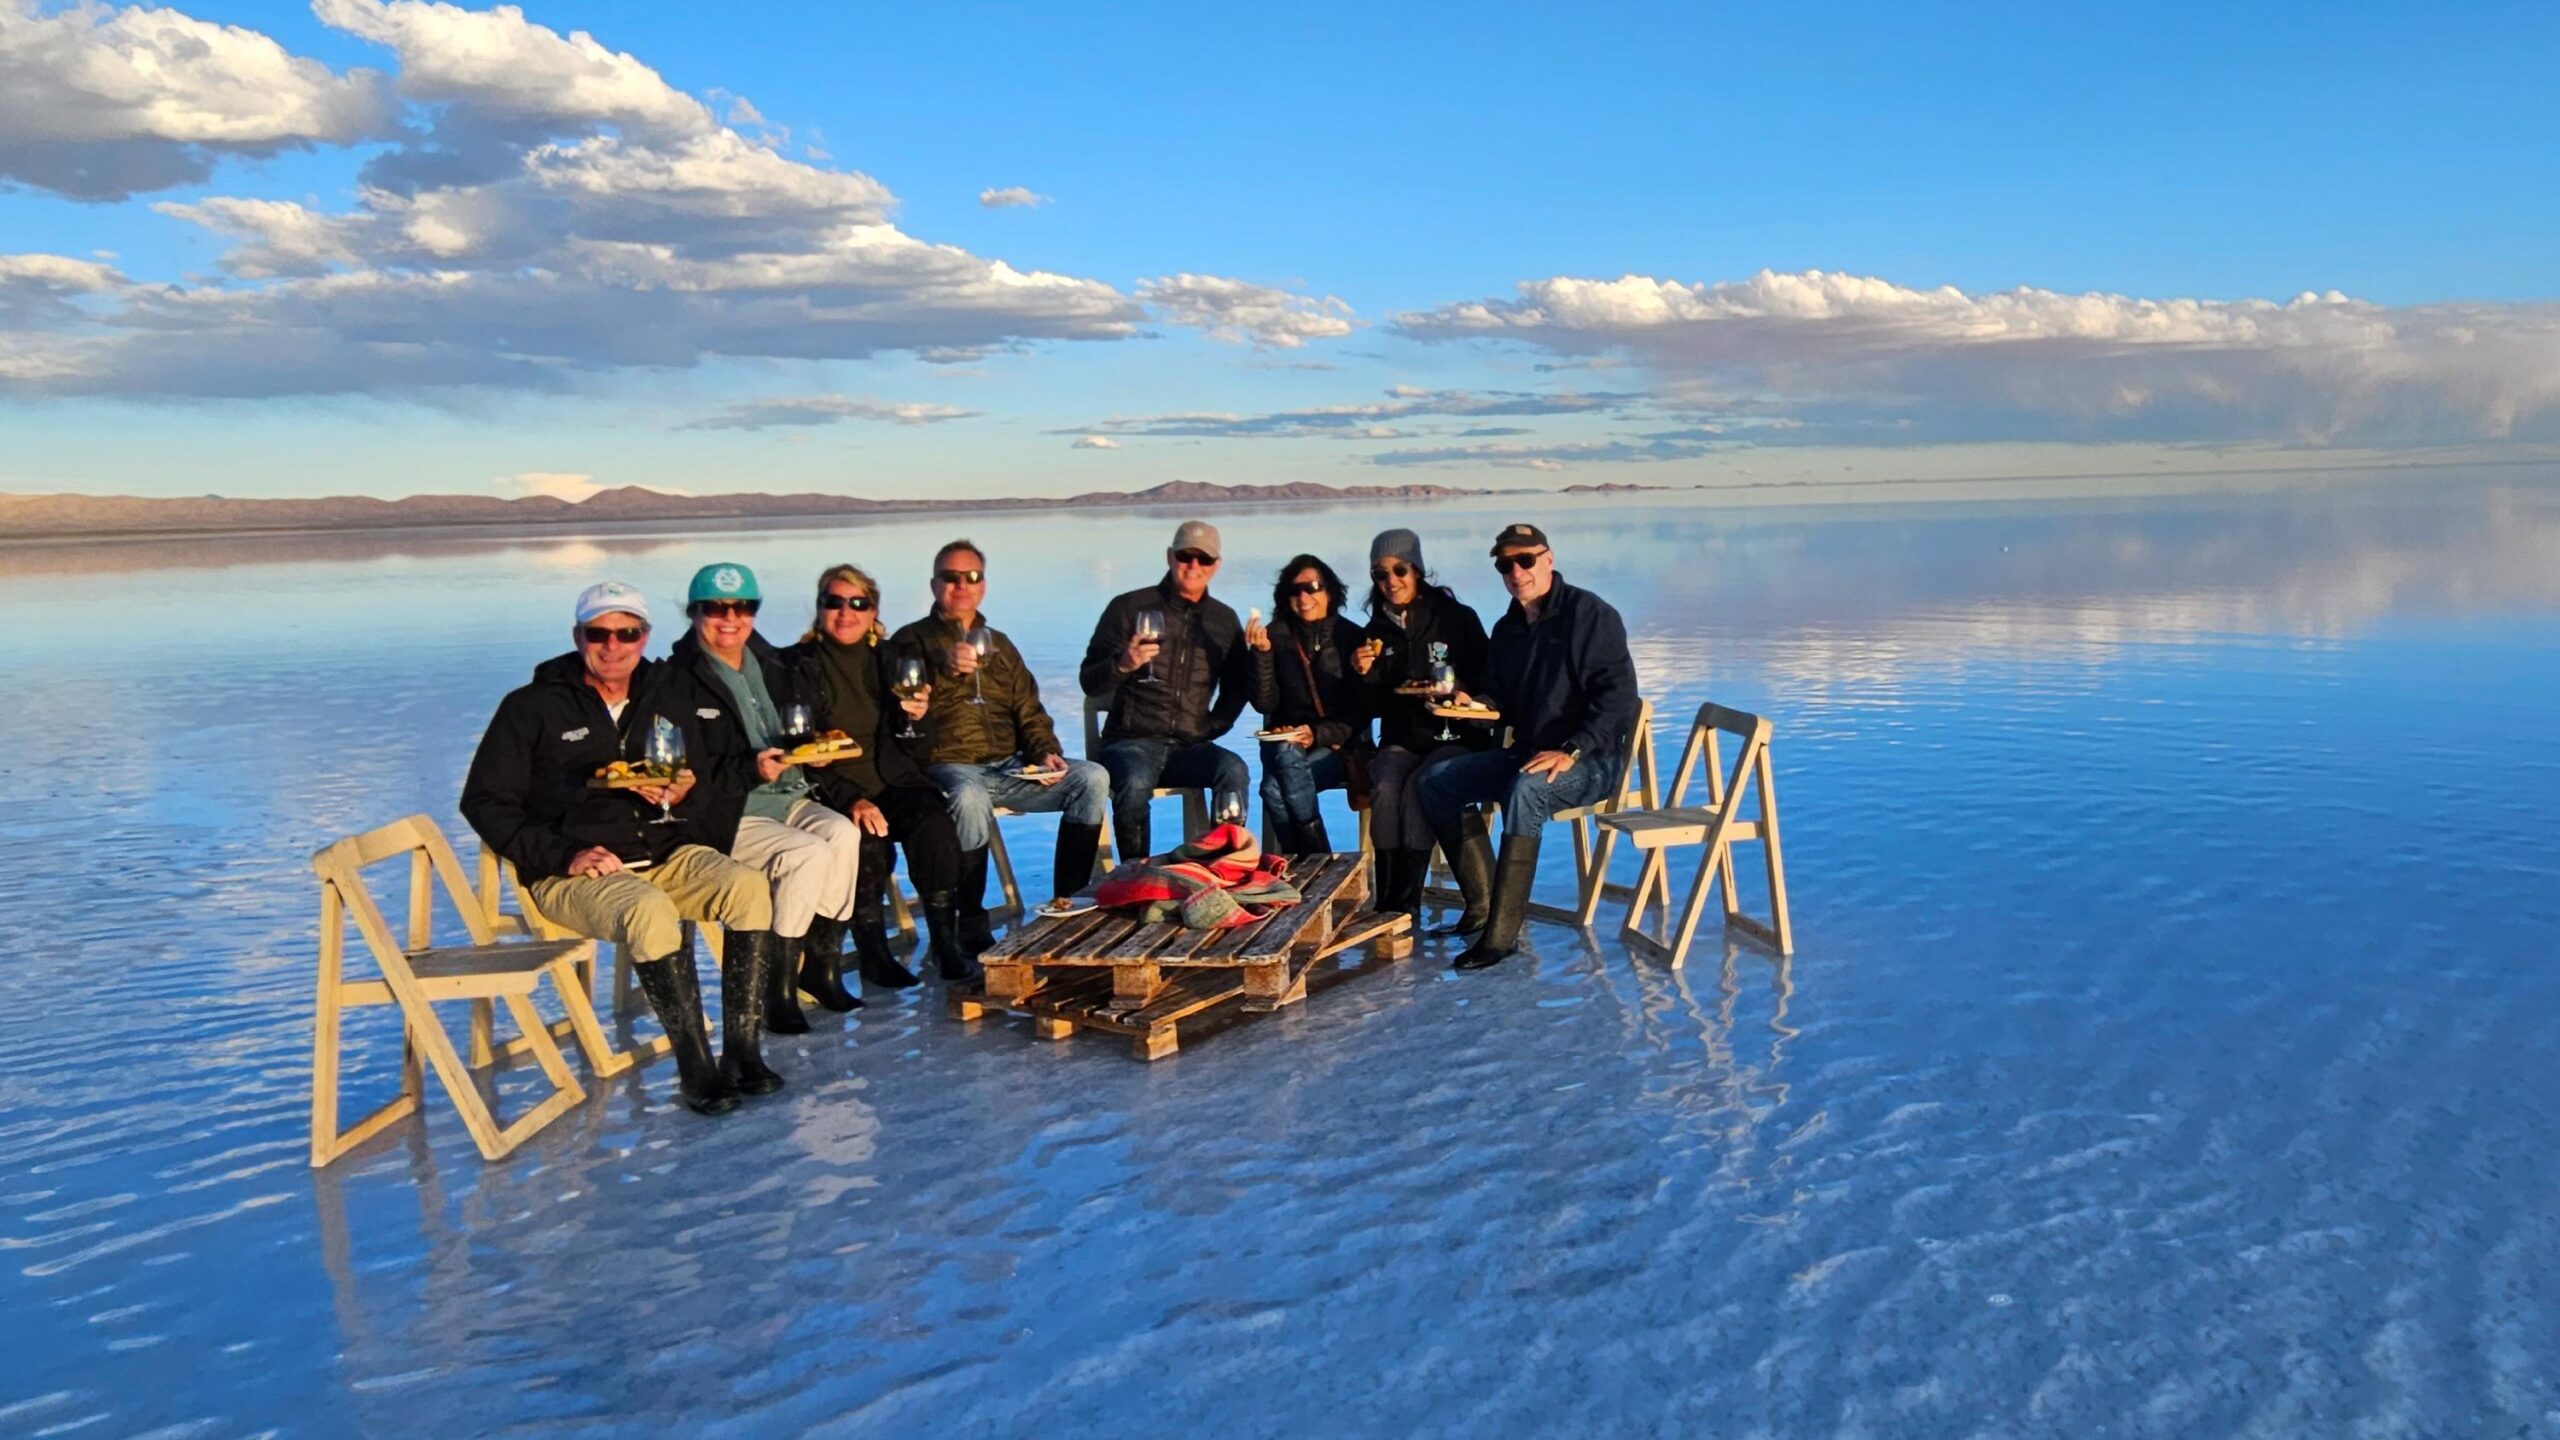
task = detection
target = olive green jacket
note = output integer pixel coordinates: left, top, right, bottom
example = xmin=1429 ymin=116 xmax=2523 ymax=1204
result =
xmin=886 ymin=611 xmax=1067 ymax=768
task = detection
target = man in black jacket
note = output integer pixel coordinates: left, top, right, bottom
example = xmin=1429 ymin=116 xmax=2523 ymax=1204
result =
xmin=1077 ymin=520 xmax=1253 ymax=859
xmin=1416 ymin=524 xmax=1640 ymax=971
xmin=460 ymin=581 xmax=776 ymax=1117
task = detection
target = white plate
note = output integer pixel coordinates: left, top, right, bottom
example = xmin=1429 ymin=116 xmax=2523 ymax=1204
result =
xmin=1036 ymin=898 xmax=1097 ymax=918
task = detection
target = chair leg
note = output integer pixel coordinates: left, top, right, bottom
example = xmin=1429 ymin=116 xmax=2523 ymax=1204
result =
xmin=548 ymin=952 xmax=636 ymax=1077
xmin=888 ymin=874 xmax=918 ymax=940
xmin=988 ymin=823 xmax=1025 ymax=916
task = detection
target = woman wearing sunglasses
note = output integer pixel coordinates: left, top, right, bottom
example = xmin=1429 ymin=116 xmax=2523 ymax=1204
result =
xmin=1243 ymin=554 xmax=1371 ymax=854
xmin=786 ymin=563 xmax=972 ymax=992
xmin=1351 ymin=528 xmax=1491 ymax=920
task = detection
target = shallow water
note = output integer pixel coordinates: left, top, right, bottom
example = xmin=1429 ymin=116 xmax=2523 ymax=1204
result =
xmin=4 ymin=480 xmax=2558 ymax=1438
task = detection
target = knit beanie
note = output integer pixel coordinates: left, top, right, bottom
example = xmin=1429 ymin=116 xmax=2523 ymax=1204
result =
xmin=1368 ymin=528 xmax=1424 ymax=572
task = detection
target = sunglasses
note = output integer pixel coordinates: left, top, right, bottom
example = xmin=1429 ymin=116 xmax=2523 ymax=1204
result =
xmin=695 ymin=599 xmax=760 ymax=619
xmin=1172 ymin=549 xmax=1218 ymax=567
xmin=935 ymin=568 xmax=985 ymax=586
xmin=1370 ymin=562 xmax=1414 ymax=582
xmin=1492 ymin=549 xmax=1548 ymax=575
xmin=579 ymin=625 xmax=647 ymax=645
xmin=1284 ymin=580 xmax=1325 ymax=597
xmin=817 ymin=593 xmax=876 ymax=612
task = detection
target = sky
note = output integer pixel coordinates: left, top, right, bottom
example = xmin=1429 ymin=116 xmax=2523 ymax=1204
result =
xmin=2 ymin=0 xmax=2556 ymax=501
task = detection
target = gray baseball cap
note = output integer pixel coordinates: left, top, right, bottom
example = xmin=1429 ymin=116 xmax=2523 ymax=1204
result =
xmin=1170 ymin=519 xmax=1222 ymax=560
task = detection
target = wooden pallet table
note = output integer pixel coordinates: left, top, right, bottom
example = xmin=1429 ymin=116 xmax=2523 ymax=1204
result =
xmin=948 ymin=853 xmax=1413 ymax=1059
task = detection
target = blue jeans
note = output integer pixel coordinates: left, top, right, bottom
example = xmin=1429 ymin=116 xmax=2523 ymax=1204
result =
xmin=1416 ymin=748 xmax=1617 ymax=840
xmin=927 ymin=758 xmax=1110 ymax=853
xmin=1258 ymin=741 xmax=1349 ymax=827
xmin=1095 ymin=737 xmax=1249 ymax=859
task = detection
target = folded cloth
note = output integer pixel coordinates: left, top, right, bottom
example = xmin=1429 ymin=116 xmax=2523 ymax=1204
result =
xmin=1092 ymin=838 xmax=1303 ymax=929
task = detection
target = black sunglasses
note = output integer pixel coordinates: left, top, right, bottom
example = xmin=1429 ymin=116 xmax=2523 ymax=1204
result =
xmin=1284 ymin=580 xmax=1325 ymax=597
xmin=694 ymin=599 xmax=760 ymax=618
xmin=1370 ymin=562 xmax=1414 ymax=582
xmin=1492 ymin=549 xmax=1548 ymax=575
xmin=1172 ymin=549 xmax=1218 ymax=567
xmin=935 ymin=568 xmax=985 ymax=586
xmin=579 ymin=625 xmax=647 ymax=645
xmin=817 ymin=593 xmax=876 ymax=612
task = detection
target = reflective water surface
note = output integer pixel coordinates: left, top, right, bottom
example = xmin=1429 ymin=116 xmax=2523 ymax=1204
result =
xmin=4 ymin=479 xmax=2557 ymax=1437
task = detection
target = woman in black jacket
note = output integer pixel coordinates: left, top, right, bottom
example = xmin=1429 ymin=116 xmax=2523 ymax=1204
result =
xmin=1352 ymin=528 xmax=1491 ymax=918
xmin=787 ymin=563 xmax=973 ymax=989
xmin=1246 ymin=554 xmax=1370 ymax=853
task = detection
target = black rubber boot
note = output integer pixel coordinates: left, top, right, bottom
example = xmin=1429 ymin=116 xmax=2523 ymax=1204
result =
xmin=850 ymin=837 xmax=919 ymax=989
xmin=633 ymin=949 xmax=738 ymax=1116
xmin=923 ymin=895 xmax=981 ymax=984
xmin=1426 ymin=811 xmax=1495 ymax=938
xmin=763 ymin=932 xmax=813 ymax=1035
xmin=956 ymin=846 xmax=996 ymax=957
xmin=1054 ymin=820 xmax=1104 ymax=896
xmin=796 ymin=913 xmax=863 ymax=1012
xmin=1456 ymin=832 xmax=1541 ymax=971
xmin=1387 ymin=847 xmax=1429 ymax=917
xmin=1281 ymin=816 xmax=1333 ymax=855
xmin=1369 ymin=846 xmax=1401 ymax=914
xmin=717 ymin=929 xmax=786 ymax=1095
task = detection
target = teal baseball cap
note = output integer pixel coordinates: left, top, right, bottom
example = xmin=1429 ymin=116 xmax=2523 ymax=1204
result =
xmin=686 ymin=562 xmax=761 ymax=605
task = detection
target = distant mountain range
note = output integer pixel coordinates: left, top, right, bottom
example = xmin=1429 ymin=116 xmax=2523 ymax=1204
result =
xmin=0 ymin=479 xmax=1490 ymax=542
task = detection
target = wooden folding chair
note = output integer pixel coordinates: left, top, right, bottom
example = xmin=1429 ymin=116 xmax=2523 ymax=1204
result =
xmin=1600 ymin=702 xmax=1794 ymax=968
xmin=1086 ymin=695 xmax=1209 ymax=869
xmin=477 ymin=850 xmax=725 ymax=1062
xmin=312 ymin=816 xmax=607 ymax=1165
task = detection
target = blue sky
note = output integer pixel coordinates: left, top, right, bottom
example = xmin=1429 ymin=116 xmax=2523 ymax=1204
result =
xmin=2 ymin=0 xmax=2555 ymax=500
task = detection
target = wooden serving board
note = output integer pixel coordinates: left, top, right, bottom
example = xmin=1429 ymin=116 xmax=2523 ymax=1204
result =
xmin=587 ymin=769 xmax=689 ymax=791
xmin=1428 ymin=704 xmax=1501 ymax=721
xmin=780 ymin=740 xmax=862 ymax=765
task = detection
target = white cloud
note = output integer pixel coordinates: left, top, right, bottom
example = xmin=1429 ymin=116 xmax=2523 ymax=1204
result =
xmin=313 ymin=0 xmax=709 ymax=138
xmin=1076 ymin=387 xmax=1638 ymax=440
xmin=679 ymin=394 xmax=979 ymax=431
xmin=0 ymin=0 xmax=394 ymax=200
xmin=1397 ymin=269 xmax=2560 ymax=446
xmin=1137 ymin=273 xmax=1354 ymax=349
xmin=498 ymin=469 xmax=601 ymax=501
xmin=979 ymin=186 xmax=1049 ymax=209
xmin=1071 ymin=434 xmax=1118 ymax=449
xmin=152 ymin=197 xmax=364 ymax=277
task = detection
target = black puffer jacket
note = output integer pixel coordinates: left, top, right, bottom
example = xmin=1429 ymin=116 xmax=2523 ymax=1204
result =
xmin=785 ymin=634 xmax=940 ymax=807
xmin=1359 ymin=584 xmax=1493 ymax=754
xmin=1249 ymin=613 xmax=1370 ymax=752
xmin=1078 ymin=576 xmax=1251 ymax=744
xmin=460 ymin=653 xmax=735 ymax=879
xmin=660 ymin=629 xmax=830 ymax=852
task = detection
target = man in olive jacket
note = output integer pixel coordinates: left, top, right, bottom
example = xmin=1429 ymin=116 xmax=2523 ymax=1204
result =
xmin=1077 ymin=519 xmax=1253 ymax=860
xmin=891 ymin=538 xmax=1110 ymax=952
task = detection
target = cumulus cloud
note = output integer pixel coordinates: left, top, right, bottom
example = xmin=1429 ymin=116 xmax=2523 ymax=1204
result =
xmin=679 ymin=394 xmax=978 ymax=431
xmin=1137 ymin=273 xmax=1354 ymax=349
xmin=1075 ymin=387 xmax=1640 ymax=441
xmin=0 ymin=0 xmax=1148 ymax=399
xmin=979 ymin=186 xmax=1049 ymax=209
xmin=1397 ymin=269 xmax=2560 ymax=446
xmin=1070 ymin=434 xmax=1118 ymax=449
xmin=0 ymin=0 xmax=395 ymax=200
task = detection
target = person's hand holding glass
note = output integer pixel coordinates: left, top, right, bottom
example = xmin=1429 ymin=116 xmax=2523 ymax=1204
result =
xmin=1128 ymin=610 xmax=1166 ymax=683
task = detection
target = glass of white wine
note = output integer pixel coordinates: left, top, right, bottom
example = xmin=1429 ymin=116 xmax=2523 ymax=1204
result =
xmin=644 ymin=715 xmax=687 ymax=825
xmin=891 ymin=654 xmax=929 ymax=740
xmin=965 ymin=625 xmax=992 ymax=706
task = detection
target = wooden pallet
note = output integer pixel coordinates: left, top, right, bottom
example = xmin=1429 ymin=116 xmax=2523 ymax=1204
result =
xmin=949 ymin=853 xmax=1413 ymax=1059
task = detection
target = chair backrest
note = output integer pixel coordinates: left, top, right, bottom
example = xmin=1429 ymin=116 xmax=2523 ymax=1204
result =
xmin=313 ymin=814 xmax=497 ymax=965
xmin=1662 ymin=702 xmax=1773 ymax=815
xmin=476 ymin=847 xmax=569 ymax=941
xmin=1609 ymin=697 xmax=1657 ymax=808
xmin=1084 ymin=693 xmax=1107 ymax=754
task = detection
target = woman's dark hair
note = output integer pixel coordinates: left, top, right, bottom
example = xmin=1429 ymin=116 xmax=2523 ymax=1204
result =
xmin=1274 ymin=554 xmax=1349 ymax=621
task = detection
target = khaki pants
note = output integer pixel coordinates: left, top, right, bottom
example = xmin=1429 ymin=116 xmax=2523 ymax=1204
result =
xmin=730 ymin=797 xmax=861 ymax=939
xmin=526 ymin=844 xmax=772 ymax=964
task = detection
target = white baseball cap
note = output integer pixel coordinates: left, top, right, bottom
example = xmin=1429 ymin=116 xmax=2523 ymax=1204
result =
xmin=573 ymin=580 xmax=652 ymax=626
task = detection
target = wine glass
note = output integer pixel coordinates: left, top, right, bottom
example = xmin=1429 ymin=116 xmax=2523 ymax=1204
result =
xmin=780 ymin=701 xmax=815 ymax=749
xmin=891 ymin=654 xmax=929 ymax=740
xmin=1134 ymin=610 xmax=1165 ymax=684
xmin=645 ymin=715 xmax=686 ymax=826
xmin=1429 ymin=658 xmax=1460 ymax=743
xmin=965 ymin=625 xmax=992 ymax=706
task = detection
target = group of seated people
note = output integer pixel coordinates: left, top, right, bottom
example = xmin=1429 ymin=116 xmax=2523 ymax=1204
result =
xmin=460 ymin=518 xmax=1639 ymax=1116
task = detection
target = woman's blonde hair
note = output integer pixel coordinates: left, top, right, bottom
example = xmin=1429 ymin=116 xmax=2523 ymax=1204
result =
xmin=801 ymin=562 xmax=882 ymax=644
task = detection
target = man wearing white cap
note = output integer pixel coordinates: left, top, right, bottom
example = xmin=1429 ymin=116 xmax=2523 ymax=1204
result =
xmin=1078 ymin=519 xmax=1253 ymax=859
xmin=461 ymin=581 xmax=777 ymax=1117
